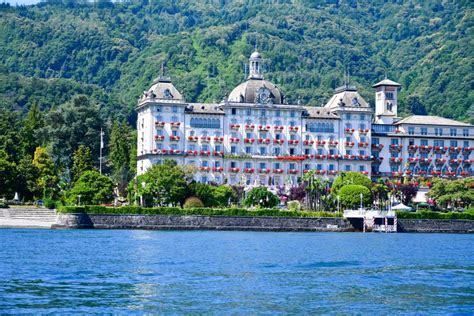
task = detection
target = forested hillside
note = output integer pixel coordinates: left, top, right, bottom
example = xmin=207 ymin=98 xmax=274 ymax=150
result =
xmin=0 ymin=0 xmax=473 ymax=201
xmin=0 ymin=0 xmax=473 ymax=121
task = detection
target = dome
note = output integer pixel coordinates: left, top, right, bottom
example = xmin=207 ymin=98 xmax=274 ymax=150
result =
xmin=228 ymin=79 xmax=283 ymax=104
xmin=250 ymin=51 xmax=262 ymax=59
xmin=144 ymin=77 xmax=183 ymax=101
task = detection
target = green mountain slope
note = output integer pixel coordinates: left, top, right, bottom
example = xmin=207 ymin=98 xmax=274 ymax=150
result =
xmin=0 ymin=0 xmax=472 ymax=122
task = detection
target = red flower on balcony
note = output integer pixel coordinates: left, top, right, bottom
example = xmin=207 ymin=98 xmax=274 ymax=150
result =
xmin=154 ymin=135 xmax=165 ymax=141
xmin=288 ymin=126 xmax=299 ymax=132
xmin=274 ymin=125 xmax=284 ymax=131
xmin=213 ymin=137 xmax=224 ymax=142
xmin=258 ymin=168 xmax=271 ymax=173
xmin=303 ymin=140 xmax=314 ymax=145
xmin=199 ymin=150 xmax=211 ymax=156
xmin=170 ymin=122 xmax=181 ymax=128
xmin=258 ymin=138 xmax=271 ymax=144
xmin=344 ymin=141 xmax=355 ymax=147
xmin=244 ymin=168 xmax=255 ymax=173
xmin=273 ymin=169 xmax=284 ymax=174
xmin=244 ymin=138 xmax=255 ymax=143
xmin=245 ymin=124 xmax=255 ymax=130
xmin=213 ymin=151 xmax=224 ymax=157
xmin=230 ymin=137 xmax=240 ymax=143
xmin=228 ymin=168 xmax=240 ymax=173
xmin=273 ymin=139 xmax=284 ymax=145
xmin=170 ymin=136 xmax=180 ymax=141
xmin=155 ymin=121 xmax=166 ymax=127
xmin=371 ymin=143 xmax=384 ymax=150
xmin=288 ymin=169 xmax=299 ymax=174
xmin=212 ymin=167 xmax=224 ymax=172
xmin=328 ymin=141 xmax=339 ymax=146
xmin=230 ymin=124 xmax=241 ymax=129
xmin=187 ymin=150 xmax=198 ymax=156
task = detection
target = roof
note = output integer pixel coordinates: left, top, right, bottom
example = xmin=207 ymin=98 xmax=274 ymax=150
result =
xmin=145 ymin=77 xmax=184 ymax=101
xmin=228 ymin=78 xmax=284 ymax=104
xmin=304 ymin=106 xmax=339 ymax=119
xmin=324 ymin=86 xmax=370 ymax=109
xmin=395 ymin=115 xmax=472 ymax=127
xmin=186 ymin=103 xmax=224 ymax=115
xmin=372 ymin=78 xmax=401 ymax=88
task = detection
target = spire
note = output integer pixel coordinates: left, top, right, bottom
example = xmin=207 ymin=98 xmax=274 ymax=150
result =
xmin=248 ymin=51 xmax=263 ymax=79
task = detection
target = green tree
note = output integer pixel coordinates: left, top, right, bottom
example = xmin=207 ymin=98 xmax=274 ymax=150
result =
xmin=303 ymin=170 xmax=331 ymax=211
xmin=0 ymin=150 xmax=16 ymax=199
xmin=332 ymin=172 xmax=372 ymax=194
xmin=339 ymin=184 xmax=373 ymax=209
xmin=137 ymin=160 xmax=188 ymax=207
xmin=427 ymin=178 xmax=474 ymax=209
xmin=15 ymin=154 xmax=40 ymax=201
xmin=243 ymin=187 xmax=279 ymax=208
xmin=71 ymin=145 xmax=94 ymax=182
xmin=20 ymin=102 xmax=44 ymax=156
xmin=372 ymin=179 xmax=390 ymax=210
xmin=67 ymin=170 xmax=114 ymax=205
xmin=32 ymin=147 xmax=59 ymax=199
xmin=109 ymin=121 xmax=133 ymax=196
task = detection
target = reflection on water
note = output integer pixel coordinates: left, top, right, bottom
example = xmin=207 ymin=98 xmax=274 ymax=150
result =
xmin=0 ymin=229 xmax=473 ymax=313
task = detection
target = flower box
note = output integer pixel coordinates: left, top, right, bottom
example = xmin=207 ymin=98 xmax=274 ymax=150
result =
xmin=213 ymin=151 xmax=224 ymax=157
xmin=288 ymin=126 xmax=299 ymax=132
xmin=169 ymin=136 xmax=180 ymax=141
xmin=188 ymin=136 xmax=198 ymax=141
xmin=230 ymin=124 xmax=241 ymax=130
xmin=273 ymin=169 xmax=284 ymax=174
xmin=154 ymin=121 xmax=166 ymax=127
xmin=274 ymin=125 xmax=284 ymax=131
xmin=328 ymin=141 xmax=338 ymax=146
xmin=244 ymin=168 xmax=255 ymax=173
xmin=371 ymin=144 xmax=384 ymax=150
xmin=303 ymin=140 xmax=314 ymax=146
xmin=244 ymin=138 xmax=255 ymax=143
xmin=213 ymin=137 xmax=224 ymax=142
xmin=154 ymin=135 xmax=165 ymax=141
xmin=344 ymin=128 xmax=355 ymax=134
xmin=212 ymin=167 xmax=224 ymax=172
xmin=344 ymin=141 xmax=355 ymax=147
xmin=230 ymin=137 xmax=240 ymax=143
xmin=288 ymin=140 xmax=299 ymax=145
xmin=199 ymin=150 xmax=211 ymax=156
xmin=187 ymin=150 xmax=198 ymax=156
xmin=273 ymin=139 xmax=285 ymax=145
xmin=258 ymin=138 xmax=271 ymax=144
xmin=228 ymin=168 xmax=240 ymax=173
xmin=358 ymin=142 xmax=369 ymax=148
xmin=288 ymin=169 xmax=299 ymax=174
xmin=170 ymin=122 xmax=181 ymax=128
xmin=258 ymin=168 xmax=271 ymax=174
xmin=245 ymin=124 xmax=255 ymax=130
xmin=316 ymin=140 xmax=326 ymax=146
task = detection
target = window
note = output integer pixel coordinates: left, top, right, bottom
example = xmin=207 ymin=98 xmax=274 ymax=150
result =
xmin=435 ymin=128 xmax=443 ymax=136
xmin=463 ymin=129 xmax=469 ymax=137
xmin=346 ymin=150 xmax=352 ymax=155
xmin=421 ymin=127 xmax=428 ymax=135
xmin=346 ymin=123 xmax=352 ymax=129
xmin=420 ymin=152 xmax=428 ymax=159
xmin=259 ymin=147 xmax=266 ymax=155
xmin=391 ymin=139 xmax=399 ymax=145
xmin=345 ymin=165 xmax=351 ymax=171
xmin=304 ymin=148 xmax=310 ymax=155
xmin=329 ymin=149 xmax=335 ymax=155
xmin=409 ymin=138 xmax=415 ymax=146
xmin=202 ymin=144 xmax=209 ymax=151
xmin=373 ymin=137 xmax=379 ymax=145
xmin=345 ymin=113 xmax=351 ymax=120
xmin=317 ymin=148 xmax=323 ymax=155
xmin=360 ymin=136 xmax=366 ymax=143
xmin=386 ymin=92 xmax=394 ymax=100
xmin=214 ymin=161 xmax=221 ymax=168
xmin=290 ymin=111 xmax=295 ymax=118
xmin=346 ymin=136 xmax=351 ymax=142
xmin=408 ymin=127 xmax=415 ymax=135
xmin=359 ymin=165 xmax=365 ymax=172
xmin=289 ymin=121 xmax=296 ymax=127
xmin=360 ymin=114 xmax=365 ymax=121
xmin=275 ymin=110 xmax=281 ymax=117
xmin=231 ymin=108 xmax=237 ymax=115
xmin=307 ymin=122 xmax=334 ymax=133
xmin=275 ymin=120 xmax=282 ymax=126
xmin=290 ymin=134 xmax=296 ymax=140
xmin=245 ymin=147 xmax=252 ymax=154
xmin=246 ymin=132 xmax=252 ymax=138
xmin=420 ymin=139 xmax=428 ymax=146
xmin=450 ymin=128 xmax=457 ymax=136
xmin=289 ymin=163 xmax=295 ymax=169
xmin=202 ymin=161 xmax=208 ymax=167
xmin=172 ymin=106 xmax=178 ymax=113
xmin=230 ymin=161 xmax=237 ymax=168
xmin=391 ymin=166 xmax=399 ymax=173
xmin=289 ymin=148 xmax=295 ymax=155
xmin=260 ymin=132 xmax=267 ymax=138
xmin=172 ymin=130 xmax=178 ymax=136
xmin=246 ymin=109 xmax=252 ymax=116
xmin=261 ymin=109 xmax=266 ymax=117
xmin=464 ymin=141 xmax=469 ymax=148
xmin=329 ymin=164 xmax=334 ymax=171
xmin=359 ymin=123 xmax=366 ymax=130
xmin=189 ymin=144 xmax=195 ymax=151
xmin=245 ymin=162 xmax=252 ymax=169
xmin=274 ymin=147 xmax=281 ymax=155
xmin=274 ymin=163 xmax=281 ymax=169
xmin=201 ymin=176 xmax=208 ymax=183
xmin=450 ymin=140 xmax=458 ymax=147
xmin=275 ymin=133 xmax=282 ymax=140
xmin=304 ymin=164 xmax=310 ymax=170
xmin=434 ymin=140 xmax=444 ymax=147
xmin=259 ymin=162 xmax=266 ymax=169
xmin=215 ymin=145 xmax=222 ymax=152
xmin=231 ymin=132 xmax=237 ymax=138
xmin=190 ymin=118 xmax=220 ymax=129
xmin=231 ymin=146 xmax=236 ymax=154
xmin=360 ymin=150 xmax=366 ymax=156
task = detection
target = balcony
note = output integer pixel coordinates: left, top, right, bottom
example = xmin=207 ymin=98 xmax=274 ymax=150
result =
xmin=170 ymin=122 xmax=181 ymax=128
xmin=169 ymin=136 xmax=180 ymax=141
xmin=213 ymin=137 xmax=224 ymax=143
xmin=462 ymin=147 xmax=473 ymax=154
xmin=460 ymin=171 xmax=470 ymax=177
xmin=434 ymin=146 xmax=448 ymax=153
xmin=328 ymin=170 xmax=338 ymax=176
xmin=435 ymin=158 xmax=446 ymax=164
xmin=199 ymin=166 xmax=211 ymax=172
xmin=344 ymin=154 xmax=356 ymax=160
xmin=371 ymin=124 xmax=397 ymax=134
xmin=359 ymin=129 xmax=370 ymax=135
xmin=258 ymin=125 xmax=271 ymax=131
xmin=464 ymin=159 xmax=473 ymax=165
xmin=360 ymin=171 xmax=369 ymax=175
xmin=419 ymin=145 xmax=432 ymax=153
xmin=244 ymin=168 xmax=255 ymax=173
xmin=244 ymin=124 xmax=255 ymax=130
xmin=316 ymin=140 xmax=326 ymax=146
xmin=188 ymin=136 xmax=198 ymax=142
xmin=274 ymin=125 xmax=284 ymax=131
xmin=230 ymin=124 xmax=241 ymax=130
xmin=344 ymin=141 xmax=355 ymax=147
xmin=345 ymin=128 xmax=355 ymax=134
xmin=449 ymin=158 xmax=463 ymax=165
xmin=327 ymin=154 xmax=340 ymax=160
xmin=328 ymin=141 xmax=339 ymax=147
xmin=258 ymin=168 xmax=271 ymax=174
xmin=371 ymin=143 xmax=384 ymax=151
xmin=288 ymin=169 xmax=299 ymax=174
xmin=211 ymin=167 xmax=224 ymax=172
xmin=258 ymin=138 xmax=271 ymax=144
xmin=408 ymin=158 xmax=418 ymax=164
xmin=449 ymin=146 xmax=462 ymax=153
xmin=273 ymin=139 xmax=285 ymax=145
xmin=288 ymin=140 xmax=299 ymax=145
xmin=358 ymin=155 xmax=370 ymax=160
xmin=228 ymin=168 xmax=240 ymax=173
xmin=419 ymin=158 xmax=432 ymax=164
xmin=200 ymin=136 xmax=211 ymax=142
xmin=358 ymin=142 xmax=369 ymax=148
xmin=186 ymin=150 xmax=198 ymax=156
xmin=155 ymin=121 xmax=166 ymax=128
xmin=213 ymin=151 xmax=224 ymax=157
xmin=389 ymin=157 xmax=403 ymax=164
xmin=288 ymin=126 xmax=299 ymax=132
xmin=273 ymin=169 xmax=284 ymax=174
xmin=154 ymin=135 xmax=165 ymax=141
xmin=371 ymin=156 xmax=383 ymax=164
xmin=408 ymin=145 xmax=418 ymax=152
xmin=230 ymin=137 xmax=240 ymax=143
xmin=389 ymin=144 xmax=403 ymax=151
xmin=303 ymin=140 xmax=314 ymax=146
xmin=244 ymin=138 xmax=255 ymax=143
xmin=199 ymin=150 xmax=211 ymax=156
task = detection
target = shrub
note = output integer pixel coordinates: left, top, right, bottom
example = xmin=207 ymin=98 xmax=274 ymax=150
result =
xmin=183 ymin=196 xmax=204 ymax=208
xmin=43 ymin=197 xmax=58 ymax=209
xmin=396 ymin=210 xmax=474 ymax=220
xmin=67 ymin=170 xmax=114 ymax=205
xmin=243 ymin=187 xmax=279 ymax=208
xmin=57 ymin=205 xmax=343 ymax=218
xmin=339 ymin=184 xmax=372 ymax=209
xmin=287 ymin=200 xmax=301 ymax=211
xmin=332 ymin=171 xmax=372 ymax=194
xmin=0 ymin=198 xmax=9 ymax=208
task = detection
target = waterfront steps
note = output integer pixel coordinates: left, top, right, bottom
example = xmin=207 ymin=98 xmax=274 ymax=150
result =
xmin=0 ymin=208 xmax=57 ymax=228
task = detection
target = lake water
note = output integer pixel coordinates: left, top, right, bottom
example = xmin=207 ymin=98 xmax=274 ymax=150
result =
xmin=0 ymin=229 xmax=473 ymax=314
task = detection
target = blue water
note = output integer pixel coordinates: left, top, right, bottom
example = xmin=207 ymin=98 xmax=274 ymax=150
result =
xmin=0 ymin=229 xmax=473 ymax=314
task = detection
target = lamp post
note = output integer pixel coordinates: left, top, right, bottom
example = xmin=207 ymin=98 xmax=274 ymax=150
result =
xmin=360 ymin=193 xmax=363 ymax=210
xmin=337 ymin=195 xmax=340 ymax=213
xmin=78 ymin=195 xmax=81 ymax=206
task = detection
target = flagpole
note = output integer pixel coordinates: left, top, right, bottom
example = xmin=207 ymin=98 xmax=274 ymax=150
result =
xmin=100 ymin=128 xmax=104 ymax=174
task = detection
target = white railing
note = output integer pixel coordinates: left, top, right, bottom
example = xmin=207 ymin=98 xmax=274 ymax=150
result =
xmin=344 ymin=209 xmax=396 ymax=218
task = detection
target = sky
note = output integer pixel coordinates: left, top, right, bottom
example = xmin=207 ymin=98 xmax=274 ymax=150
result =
xmin=2 ymin=0 xmax=41 ymax=4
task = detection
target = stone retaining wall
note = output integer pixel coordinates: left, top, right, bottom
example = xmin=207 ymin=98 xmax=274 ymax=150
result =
xmin=397 ymin=219 xmax=474 ymax=233
xmin=54 ymin=213 xmax=355 ymax=232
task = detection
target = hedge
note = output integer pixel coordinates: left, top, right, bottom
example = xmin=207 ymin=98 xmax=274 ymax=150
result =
xmin=396 ymin=211 xmax=474 ymax=220
xmin=58 ymin=205 xmax=342 ymax=218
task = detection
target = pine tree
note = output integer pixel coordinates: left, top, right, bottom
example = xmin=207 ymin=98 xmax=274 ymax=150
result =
xmin=71 ymin=145 xmax=94 ymax=183
xmin=109 ymin=121 xmax=133 ymax=196
xmin=32 ymin=147 xmax=59 ymax=199
xmin=21 ymin=102 xmax=44 ymax=156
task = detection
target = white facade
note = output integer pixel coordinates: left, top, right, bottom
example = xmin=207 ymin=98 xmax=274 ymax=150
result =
xmin=137 ymin=52 xmax=474 ymax=185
